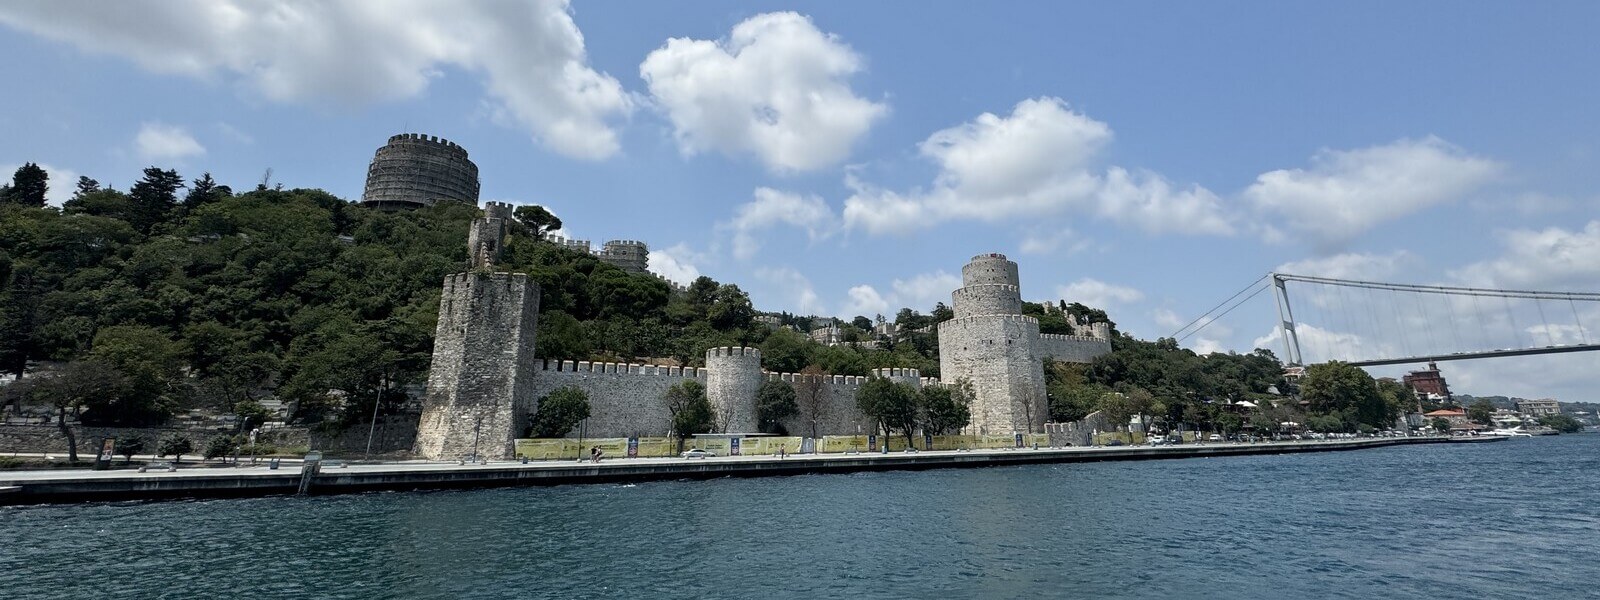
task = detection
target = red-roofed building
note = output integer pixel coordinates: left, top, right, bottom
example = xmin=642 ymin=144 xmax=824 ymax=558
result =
xmin=1422 ymin=408 xmax=1481 ymax=432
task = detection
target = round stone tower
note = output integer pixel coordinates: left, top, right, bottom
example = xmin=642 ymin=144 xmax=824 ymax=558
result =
xmin=705 ymin=346 xmax=763 ymax=433
xmin=937 ymin=253 xmax=1046 ymax=434
xmin=361 ymin=133 xmax=480 ymax=210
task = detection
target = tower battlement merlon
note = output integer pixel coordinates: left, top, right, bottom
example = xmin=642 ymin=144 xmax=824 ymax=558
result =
xmin=483 ymin=201 xmax=514 ymax=221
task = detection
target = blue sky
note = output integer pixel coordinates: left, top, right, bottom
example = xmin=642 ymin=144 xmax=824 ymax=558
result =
xmin=3 ymin=1 xmax=1597 ymax=401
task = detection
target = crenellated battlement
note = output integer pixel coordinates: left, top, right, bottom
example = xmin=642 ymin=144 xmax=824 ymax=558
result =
xmin=764 ymin=371 xmax=870 ymax=387
xmin=1038 ymin=332 xmax=1106 ymax=343
xmin=483 ymin=201 xmax=513 ymax=221
xmin=708 ymin=346 xmax=761 ymax=358
xmin=385 ymin=132 xmax=470 ymax=157
xmin=937 ymin=314 xmax=1040 ymax=328
xmin=534 ymin=359 xmax=705 ymax=378
xmin=871 ymin=368 xmax=922 ymax=379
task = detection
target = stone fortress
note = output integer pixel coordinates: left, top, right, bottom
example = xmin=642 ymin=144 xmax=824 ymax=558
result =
xmin=415 ymin=202 xmax=1113 ymax=459
xmin=360 ymin=132 xmax=652 ymax=274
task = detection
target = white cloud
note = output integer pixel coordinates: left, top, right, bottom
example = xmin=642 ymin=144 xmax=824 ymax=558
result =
xmin=1191 ymin=338 xmax=1226 ymax=355
xmin=724 ymin=187 xmax=837 ymax=260
xmin=1055 ymin=278 xmax=1144 ymax=309
xmin=135 ymin=122 xmax=206 ymax=163
xmin=640 ymin=12 xmax=886 ymax=172
xmin=215 ymin=122 xmax=254 ymax=145
xmin=1252 ymin=322 xmax=1388 ymax=364
xmin=1 ymin=163 xmax=80 ymax=207
xmin=1152 ymin=308 xmax=1186 ymax=330
xmin=835 ymin=270 xmax=961 ymax=320
xmin=1276 ymin=251 xmax=1418 ymax=281
xmin=891 ymin=271 xmax=963 ymax=311
xmin=1450 ymin=221 xmax=1600 ymax=290
xmin=754 ymin=266 xmax=825 ymax=315
xmin=1245 ymin=136 xmax=1502 ymax=247
xmin=647 ymin=243 xmax=704 ymax=285
xmin=842 ymin=97 xmax=1233 ymax=236
xmin=0 ymin=1 xmax=632 ymax=159
xmin=842 ymin=285 xmax=890 ymax=317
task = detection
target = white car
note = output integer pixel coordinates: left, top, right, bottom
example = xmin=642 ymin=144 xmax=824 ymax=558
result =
xmin=1208 ymin=434 xmax=1222 ymax=441
xmin=681 ymin=448 xmax=716 ymax=459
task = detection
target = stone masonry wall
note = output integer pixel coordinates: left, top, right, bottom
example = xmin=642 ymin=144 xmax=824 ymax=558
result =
xmin=939 ymin=315 xmax=1047 ymax=434
xmin=414 ymin=271 xmax=539 ymax=460
xmin=1036 ymin=334 xmax=1113 ymax=364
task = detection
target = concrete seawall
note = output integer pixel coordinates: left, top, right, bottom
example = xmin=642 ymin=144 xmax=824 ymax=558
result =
xmin=0 ymin=437 xmax=1502 ymax=506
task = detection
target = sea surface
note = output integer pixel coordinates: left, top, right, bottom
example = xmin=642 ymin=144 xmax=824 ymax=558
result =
xmin=3 ymin=435 xmax=1597 ymax=599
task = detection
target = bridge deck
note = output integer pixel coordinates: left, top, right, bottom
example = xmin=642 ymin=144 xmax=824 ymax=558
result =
xmin=1346 ymin=343 xmax=1600 ymax=367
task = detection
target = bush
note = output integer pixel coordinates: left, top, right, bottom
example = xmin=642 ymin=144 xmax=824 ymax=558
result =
xmin=203 ymin=436 xmax=237 ymax=461
xmin=156 ymin=433 xmax=194 ymax=463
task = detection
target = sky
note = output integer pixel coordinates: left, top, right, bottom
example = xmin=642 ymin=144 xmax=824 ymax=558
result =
xmin=2 ymin=1 xmax=1597 ymax=402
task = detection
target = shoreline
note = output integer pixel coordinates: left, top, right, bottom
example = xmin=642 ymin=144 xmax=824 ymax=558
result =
xmin=0 ymin=436 xmax=1502 ymax=506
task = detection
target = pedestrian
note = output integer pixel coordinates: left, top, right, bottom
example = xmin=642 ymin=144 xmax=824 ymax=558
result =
xmin=590 ymin=446 xmax=598 ymax=463
xmin=595 ymin=447 xmax=604 ymax=462
xmin=778 ymin=445 xmax=786 ymax=459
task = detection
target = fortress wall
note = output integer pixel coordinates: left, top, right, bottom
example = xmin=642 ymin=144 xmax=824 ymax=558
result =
xmin=523 ymin=361 xmax=703 ymax=438
xmin=518 ymin=360 xmax=879 ymax=439
xmin=1036 ymin=334 xmax=1113 ymax=364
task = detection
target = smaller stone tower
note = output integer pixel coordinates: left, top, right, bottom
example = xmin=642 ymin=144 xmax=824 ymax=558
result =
xmin=361 ymin=133 xmax=481 ymax=210
xmin=704 ymin=347 xmax=763 ymax=433
xmin=468 ymin=201 xmax=512 ymax=269
xmin=414 ymin=204 xmax=540 ymax=460
xmin=598 ymin=240 xmax=649 ymax=273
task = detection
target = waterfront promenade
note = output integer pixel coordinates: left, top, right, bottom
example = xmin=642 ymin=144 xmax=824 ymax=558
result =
xmin=0 ymin=436 xmax=1500 ymax=505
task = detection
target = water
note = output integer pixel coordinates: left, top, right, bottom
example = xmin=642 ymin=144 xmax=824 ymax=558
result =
xmin=3 ymin=436 xmax=1598 ymax=599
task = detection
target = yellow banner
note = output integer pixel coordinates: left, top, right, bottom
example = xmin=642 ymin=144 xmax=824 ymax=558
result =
xmin=737 ymin=437 xmax=804 ymax=455
xmin=820 ymin=435 xmax=870 ymax=453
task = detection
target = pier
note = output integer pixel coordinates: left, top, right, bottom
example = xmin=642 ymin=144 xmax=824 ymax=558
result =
xmin=0 ymin=436 xmax=1501 ymax=506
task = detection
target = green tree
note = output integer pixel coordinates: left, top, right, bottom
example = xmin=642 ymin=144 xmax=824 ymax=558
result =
xmin=1466 ymin=398 xmax=1495 ymax=425
xmin=5 ymin=163 xmax=48 ymax=207
xmin=664 ymin=380 xmax=715 ymax=443
xmin=157 ymin=433 xmax=194 ymax=463
xmin=512 ymin=204 xmax=562 ymax=239
xmin=118 ymin=435 xmax=147 ymax=464
xmin=126 ymin=167 xmax=184 ymax=234
xmin=760 ymin=327 xmax=811 ymax=373
xmin=203 ymin=435 xmax=236 ymax=461
xmin=707 ymin=284 xmax=754 ymax=330
xmin=1300 ymin=361 xmax=1388 ymax=429
xmin=755 ymin=380 xmax=799 ymax=434
xmin=71 ymin=175 xmax=100 ymax=200
xmin=856 ymin=377 xmax=919 ymax=445
xmin=85 ymin=325 xmax=184 ymax=425
xmin=919 ymin=383 xmax=971 ymax=435
xmin=1431 ymin=417 xmax=1452 ymax=434
xmin=794 ymin=365 xmax=830 ymax=438
xmin=1539 ymin=414 xmax=1583 ymax=433
xmin=0 ymin=360 xmax=129 ymax=462
xmin=183 ymin=172 xmax=225 ymax=211
xmin=529 ymin=387 xmax=591 ymax=438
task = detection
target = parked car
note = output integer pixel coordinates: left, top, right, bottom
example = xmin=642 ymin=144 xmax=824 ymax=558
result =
xmin=1208 ymin=434 xmax=1222 ymax=441
xmin=681 ymin=449 xmax=716 ymax=459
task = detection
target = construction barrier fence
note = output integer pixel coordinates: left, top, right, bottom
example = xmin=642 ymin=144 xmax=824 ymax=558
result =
xmin=514 ymin=432 xmax=1053 ymax=460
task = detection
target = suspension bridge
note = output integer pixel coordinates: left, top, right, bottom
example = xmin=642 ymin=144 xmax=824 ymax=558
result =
xmin=1172 ymin=273 xmax=1600 ymax=368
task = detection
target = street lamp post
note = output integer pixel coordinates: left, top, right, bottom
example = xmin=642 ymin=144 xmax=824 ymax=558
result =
xmin=364 ymin=385 xmax=384 ymax=461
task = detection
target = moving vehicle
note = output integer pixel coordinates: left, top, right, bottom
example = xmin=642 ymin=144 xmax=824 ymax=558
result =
xmin=681 ymin=448 xmax=716 ymax=458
